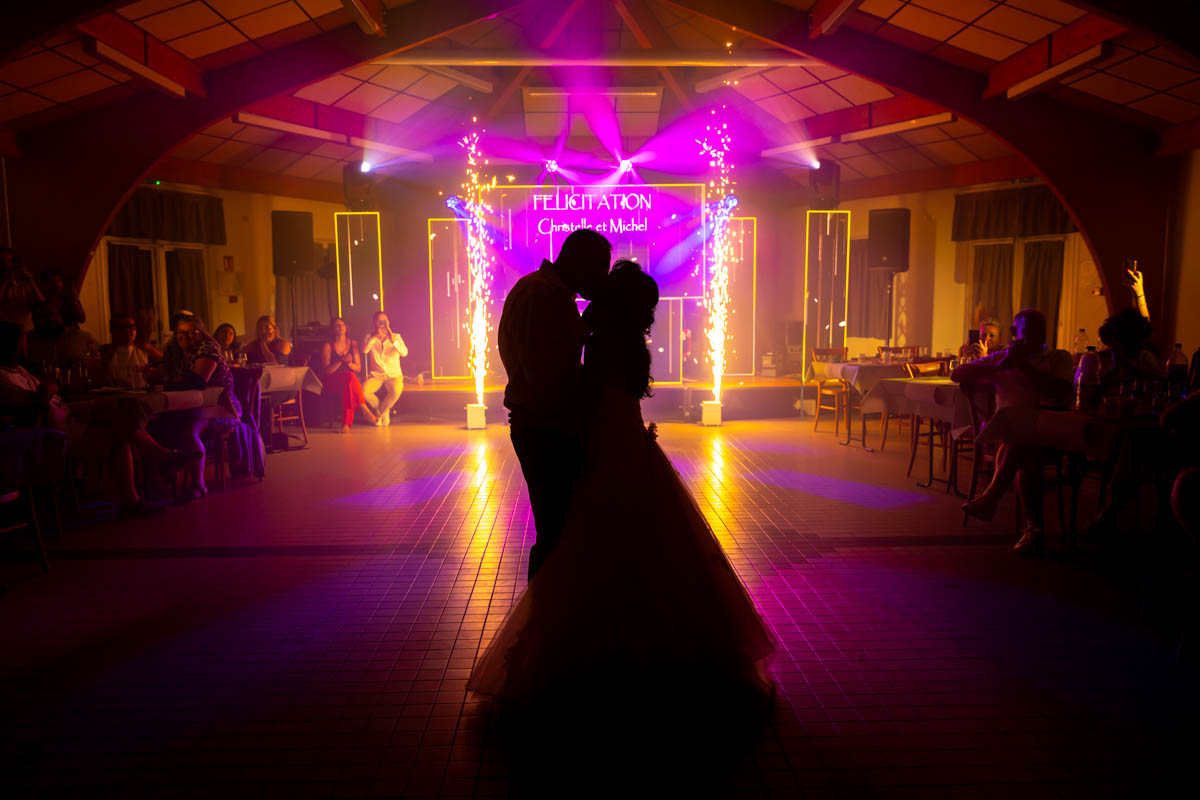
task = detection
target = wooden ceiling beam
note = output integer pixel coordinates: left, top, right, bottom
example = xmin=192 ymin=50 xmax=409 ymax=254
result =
xmin=152 ymin=157 xmax=345 ymax=205
xmin=984 ymin=14 xmax=1124 ymax=100
xmin=486 ymin=0 xmax=587 ymax=119
xmin=611 ymin=0 xmax=692 ymax=111
xmin=838 ymin=156 xmax=1035 ymax=202
xmin=807 ymin=0 xmax=863 ymax=39
xmin=78 ymin=12 xmax=205 ymax=98
xmin=341 ymin=0 xmax=386 ymax=37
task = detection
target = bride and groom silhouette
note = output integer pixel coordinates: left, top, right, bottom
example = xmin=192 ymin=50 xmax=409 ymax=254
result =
xmin=468 ymin=230 xmax=774 ymax=790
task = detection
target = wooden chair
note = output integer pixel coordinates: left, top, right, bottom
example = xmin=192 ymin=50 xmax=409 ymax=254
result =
xmin=0 ymin=489 xmax=49 ymax=572
xmin=810 ymin=347 xmax=848 ymax=435
xmin=272 ymin=391 xmax=308 ymax=446
xmin=905 ymin=361 xmax=945 ymax=378
xmin=878 ymin=345 xmax=919 ymax=361
xmin=877 ymin=360 xmax=941 ymax=453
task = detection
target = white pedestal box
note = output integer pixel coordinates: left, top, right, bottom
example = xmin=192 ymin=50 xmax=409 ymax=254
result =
xmin=701 ymin=400 xmax=723 ymax=427
xmin=466 ymin=403 xmax=487 ymax=429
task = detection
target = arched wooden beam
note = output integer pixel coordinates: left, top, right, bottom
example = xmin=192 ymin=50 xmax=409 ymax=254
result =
xmin=4 ymin=0 xmax=524 ymax=284
xmin=667 ymin=0 xmax=1180 ymax=333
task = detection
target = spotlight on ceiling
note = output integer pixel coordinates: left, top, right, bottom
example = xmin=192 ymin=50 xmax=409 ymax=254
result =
xmin=619 ymin=158 xmax=633 ymax=172
xmin=810 ymin=159 xmax=821 ymax=169
xmin=359 ymin=161 xmax=372 ymax=173
xmin=545 ymin=159 xmax=558 ymax=173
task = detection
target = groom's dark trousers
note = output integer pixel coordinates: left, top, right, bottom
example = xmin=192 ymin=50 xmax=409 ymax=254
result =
xmin=510 ymin=424 xmax=585 ymax=579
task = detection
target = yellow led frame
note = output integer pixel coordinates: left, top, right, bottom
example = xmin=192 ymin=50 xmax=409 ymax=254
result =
xmin=427 ymin=184 xmax=710 ymax=384
xmin=334 ymin=211 xmax=384 ymax=317
xmin=801 ymin=209 xmax=851 ymax=385
xmin=724 ymin=216 xmax=757 ymax=378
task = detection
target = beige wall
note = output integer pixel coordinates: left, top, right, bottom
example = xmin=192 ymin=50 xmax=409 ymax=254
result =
xmin=207 ymin=188 xmax=344 ymax=339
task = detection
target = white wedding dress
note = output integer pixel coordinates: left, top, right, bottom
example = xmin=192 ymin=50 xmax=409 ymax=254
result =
xmin=468 ymin=345 xmax=775 ymax=707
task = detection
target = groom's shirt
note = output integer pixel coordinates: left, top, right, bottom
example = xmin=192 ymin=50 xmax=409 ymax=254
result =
xmin=499 ymin=259 xmax=586 ymax=430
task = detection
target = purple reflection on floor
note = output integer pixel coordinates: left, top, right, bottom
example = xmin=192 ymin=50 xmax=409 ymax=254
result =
xmin=329 ymin=471 xmax=476 ymax=507
xmin=403 ymin=446 xmax=469 ymax=460
xmin=747 ymin=469 xmax=932 ymax=510
xmin=734 ymin=441 xmax=818 ymax=455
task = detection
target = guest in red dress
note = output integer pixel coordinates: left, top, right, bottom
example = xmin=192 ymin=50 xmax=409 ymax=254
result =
xmin=319 ymin=317 xmax=377 ymax=433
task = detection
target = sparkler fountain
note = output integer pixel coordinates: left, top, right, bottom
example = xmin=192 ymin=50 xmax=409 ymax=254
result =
xmin=460 ymin=127 xmax=495 ymax=429
xmin=698 ymin=109 xmax=736 ymax=426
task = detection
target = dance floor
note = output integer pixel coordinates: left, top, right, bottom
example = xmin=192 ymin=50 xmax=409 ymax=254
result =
xmin=1 ymin=418 xmax=1194 ymax=797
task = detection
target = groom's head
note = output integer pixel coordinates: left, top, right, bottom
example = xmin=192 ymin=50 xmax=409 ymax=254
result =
xmin=555 ymin=229 xmax=611 ymax=300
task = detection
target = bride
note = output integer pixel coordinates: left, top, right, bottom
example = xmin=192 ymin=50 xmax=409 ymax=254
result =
xmin=469 ymin=260 xmax=775 ymax=719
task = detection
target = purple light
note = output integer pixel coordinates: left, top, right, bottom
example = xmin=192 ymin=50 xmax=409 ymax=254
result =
xmin=747 ymin=469 xmax=933 ymax=510
xmin=810 ymin=159 xmax=821 ymax=169
xmin=360 ymin=160 xmax=372 ymax=173
xmin=545 ymin=159 xmax=558 ymax=173
xmin=619 ymin=158 xmax=633 ymax=172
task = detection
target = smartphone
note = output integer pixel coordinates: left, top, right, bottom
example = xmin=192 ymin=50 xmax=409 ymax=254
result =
xmin=968 ymin=329 xmax=981 ymax=345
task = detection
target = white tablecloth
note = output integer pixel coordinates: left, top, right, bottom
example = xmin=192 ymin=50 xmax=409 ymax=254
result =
xmin=259 ymin=365 xmax=323 ymax=396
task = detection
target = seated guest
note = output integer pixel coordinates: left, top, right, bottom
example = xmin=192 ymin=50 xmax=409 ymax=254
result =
xmin=243 ymin=315 xmax=292 ymax=365
xmin=25 ymin=301 xmax=98 ymax=369
xmin=320 ymin=317 xmax=377 ymax=433
xmin=100 ymin=313 xmax=163 ymax=389
xmin=958 ymin=318 xmax=1002 ymax=364
xmin=38 ymin=268 xmax=86 ymax=328
xmin=0 ymin=322 xmax=185 ymax=517
xmin=952 ymin=309 xmax=1074 ymax=554
xmin=147 ymin=313 xmax=240 ymax=501
xmin=361 ymin=311 xmax=408 ymax=427
xmin=213 ymin=323 xmax=240 ymax=364
xmin=0 ymin=249 xmax=43 ymax=330
xmin=1096 ymin=307 xmax=1159 ymax=387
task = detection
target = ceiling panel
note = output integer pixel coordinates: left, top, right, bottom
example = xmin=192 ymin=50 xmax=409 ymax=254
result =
xmin=206 ymin=0 xmax=279 ymax=17
xmin=1002 ymin=0 xmax=1084 ymax=25
xmin=281 ymin=153 xmax=340 ymax=179
xmin=756 ymin=93 xmax=813 ymax=122
xmin=1070 ymin=72 xmax=1156 ymax=104
xmin=919 ymin=139 xmax=978 ymax=164
xmin=888 ymin=5 xmax=966 ymax=42
xmin=761 ymin=66 xmax=819 ymax=92
xmin=333 ymin=82 xmax=395 ymax=114
xmin=841 ymin=153 xmax=895 ymax=177
xmin=1105 ymin=55 xmax=1196 ymax=92
xmin=35 ymin=70 xmax=117 ymax=103
xmin=877 ymin=147 xmax=937 ymax=172
xmin=911 ymin=0 xmax=996 ymax=24
xmin=947 ymin=26 xmax=1024 ymax=61
xmin=0 ymin=91 xmax=54 ymax=122
xmin=1128 ymin=93 xmax=1200 ymax=123
xmin=135 ymin=2 xmax=224 ymax=41
xmin=826 ymin=74 xmax=893 ymax=105
xmin=789 ymin=83 xmax=853 ymax=114
xmin=734 ymin=74 xmax=783 ymax=102
xmin=956 ymin=132 xmax=1013 ymax=159
xmin=169 ymin=23 xmax=249 ymax=58
xmin=370 ymin=92 xmax=427 ymax=123
xmin=293 ymin=74 xmax=361 ymax=105
xmin=170 ymin=133 xmax=224 ymax=160
xmin=369 ymin=65 xmax=425 ymax=92
xmin=232 ymin=3 xmax=311 ymax=40
xmin=0 ymin=51 xmax=82 ymax=88
xmin=404 ymin=73 xmax=457 ymax=102
xmin=973 ymin=6 xmax=1060 ymax=43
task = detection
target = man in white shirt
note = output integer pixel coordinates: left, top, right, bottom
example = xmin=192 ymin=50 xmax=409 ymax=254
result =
xmin=952 ymin=309 xmax=1074 ymax=554
xmin=361 ymin=311 xmax=407 ymax=426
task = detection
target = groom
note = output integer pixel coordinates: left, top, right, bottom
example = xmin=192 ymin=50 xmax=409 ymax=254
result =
xmin=498 ymin=228 xmax=612 ymax=579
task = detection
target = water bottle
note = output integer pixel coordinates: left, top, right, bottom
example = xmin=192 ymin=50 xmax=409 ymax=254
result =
xmin=1168 ymin=343 xmax=1189 ymax=400
xmin=1072 ymin=329 xmax=1089 ymax=355
xmin=1074 ymin=346 xmax=1101 ymax=415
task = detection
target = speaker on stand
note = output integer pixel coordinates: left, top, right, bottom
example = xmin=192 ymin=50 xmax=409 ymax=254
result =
xmin=867 ymin=208 xmax=910 ymax=346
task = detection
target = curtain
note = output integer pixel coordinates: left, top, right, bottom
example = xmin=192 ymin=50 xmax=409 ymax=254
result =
xmin=970 ymin=244 xmax=1013 ymax=332
xmin=1021 ymin=240 xmax=1065 ymax=337
xmin=275 ymin=271 xmax=335 ymax=340
xmin=846 ymin=239 xmax=891 ymax=339
xmin=165 ymin=248 xmax=209 ymax=326
xmin=952 ymin=185 xmax=1075 ymax=241
xmin=106 ymin=243 xmax=155 ymax=320
xmin=108 ymin=187 xmax=226 ymax=245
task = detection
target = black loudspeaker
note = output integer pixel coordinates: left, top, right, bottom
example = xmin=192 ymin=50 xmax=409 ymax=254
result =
xmin=343 ymin=162 xmax=377 ymax=211
xmin=867 ymin=208 xmax=910 ymax=272
xmin=271 ymin=211 xmax=314 ymax=276
xmin=809 ymin=161 xmax=841 ymax=210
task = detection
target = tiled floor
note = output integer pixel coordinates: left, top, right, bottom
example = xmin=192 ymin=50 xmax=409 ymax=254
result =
xmin=1 ymin=418 xmax=1196 ymax=798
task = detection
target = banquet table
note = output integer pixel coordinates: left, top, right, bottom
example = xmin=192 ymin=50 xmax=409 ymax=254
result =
xmin=67 ymin=386 xmax=231 ymax=419
xmin=258 ymin=365 xmax=323 ymax=396
xmin=813 ymin=360 xmax=908 ymax=396
xmin=859 ymin=377 xmax=972 ymax=488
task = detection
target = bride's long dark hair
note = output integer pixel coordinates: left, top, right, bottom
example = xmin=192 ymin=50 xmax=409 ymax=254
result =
xmin=584 ymin=259 xmax=659 ymax=399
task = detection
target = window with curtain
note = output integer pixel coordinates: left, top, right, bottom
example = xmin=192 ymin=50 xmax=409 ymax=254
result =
xmin=106 ymin=243 xmax=155 ymax=319
xmin=846 ymin=239 xmax=892 ymax=339
xmin=970 ymin=243 xmax=1013 ymax=330
xmin=1021 ymin=240 xmax=1065 ymax=336
xmin=165 ymin=248 xmax=209 ymax=326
